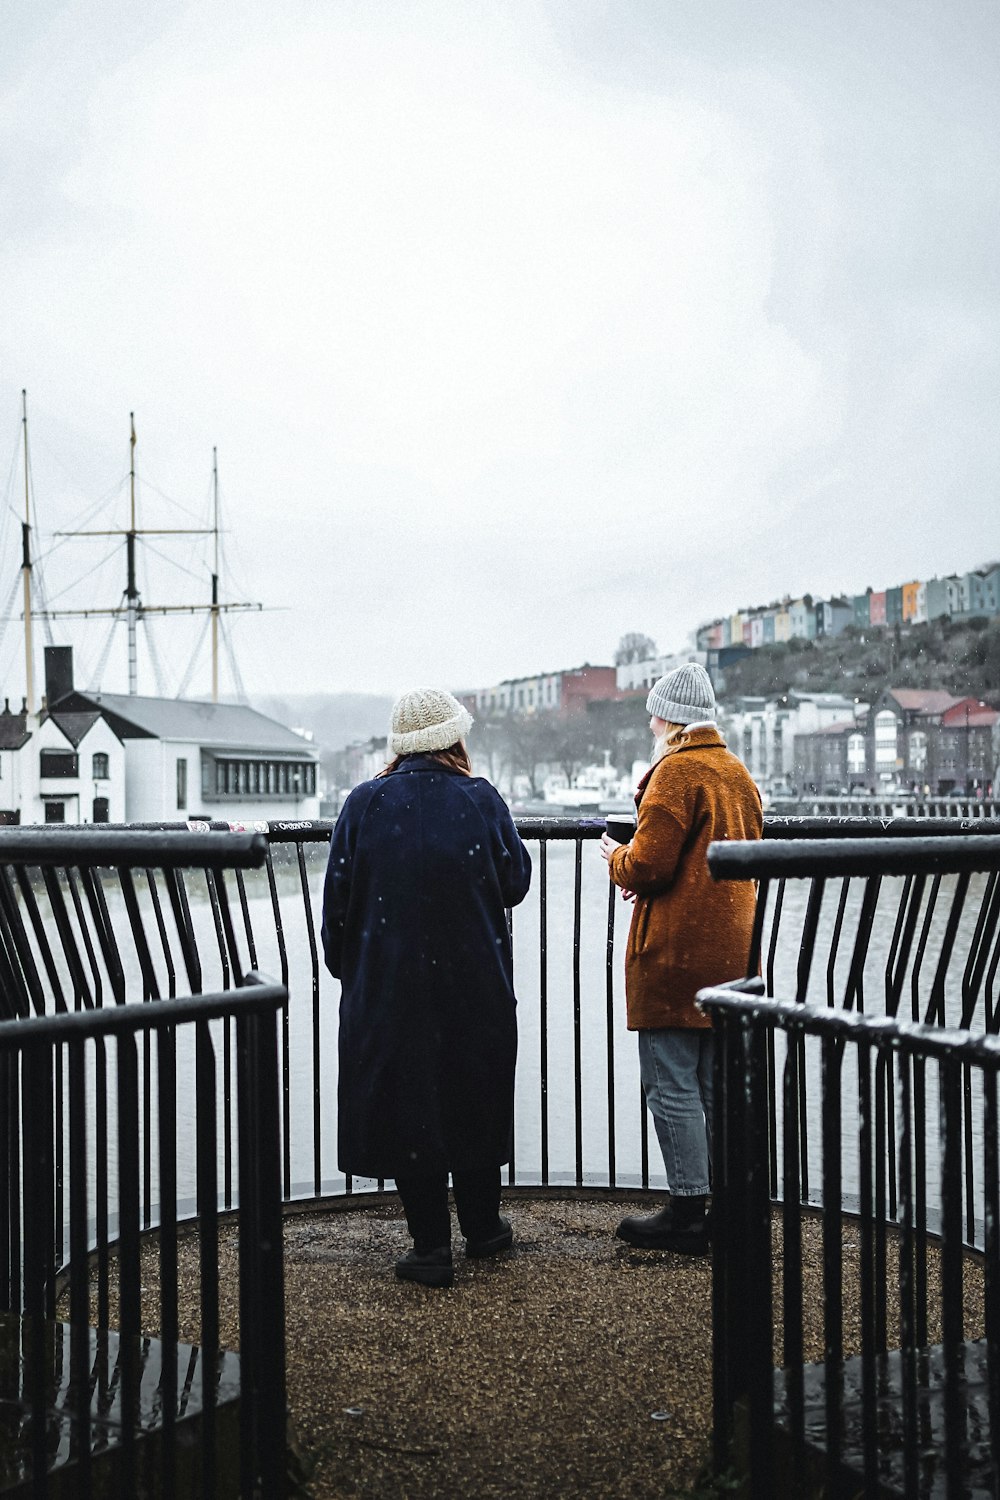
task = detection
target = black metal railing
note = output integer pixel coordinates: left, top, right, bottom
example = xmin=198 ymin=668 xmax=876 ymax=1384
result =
xmin=700 ymin=984 xmax=1000 ymax=1500
xmin=3 ymin=815 xmax=996 ymax=1493
xmin=703 ymin=833 xmax=1000 ymax=1496
xmin=1 ymin=973 xmax=287 ymax=1499
xmin=768 ymin=793 xmax=999 ymax=819
xmin=4 ymin=815 xmax=998 ymax=1212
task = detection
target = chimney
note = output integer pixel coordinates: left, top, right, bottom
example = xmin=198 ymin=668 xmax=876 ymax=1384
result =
xmin=44 ymin=645 xmax=74 ymax=705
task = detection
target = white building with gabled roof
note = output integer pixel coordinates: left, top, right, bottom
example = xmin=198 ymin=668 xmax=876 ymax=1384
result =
xmin=46 ymin=647 xmax=320 ymax=824
xmin=0 ymin=693 xmax=126 ymax=825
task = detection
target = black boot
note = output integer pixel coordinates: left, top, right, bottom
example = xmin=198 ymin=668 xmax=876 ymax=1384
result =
xmin=616 ymin=1196 xmax=709 ymax=1255
xmin=395 ymin=1246 xmax=454 ymax=1288
xmin=465 ymin=1215 xmax=514 ymax=1259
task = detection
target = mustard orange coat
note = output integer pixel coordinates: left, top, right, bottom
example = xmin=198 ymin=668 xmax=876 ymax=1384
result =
xmin=607 ymin=724 xmax=762 ymax=1030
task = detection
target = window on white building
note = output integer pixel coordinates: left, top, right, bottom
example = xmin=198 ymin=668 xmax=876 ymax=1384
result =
xmin=908 ymin=731 xmax=927 ymax=772
xmin=92 ymin=752 xmax=110 ymax=779
xmin=847 ymin=734 xmax=866 ymax=776
xmin=40 ymin=749 xmax=79 ymax=778
xmin=874 ymin=711 xmax=898 ymax=770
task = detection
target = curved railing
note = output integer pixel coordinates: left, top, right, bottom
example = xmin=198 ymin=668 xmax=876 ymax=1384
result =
xmin=702 ymin=833 xmax=1000 ymax=1498
xmin=3 ymin=816 xmax=997 ymax=1494
xmin=2 ymin=814 xmax=998 ymax=1223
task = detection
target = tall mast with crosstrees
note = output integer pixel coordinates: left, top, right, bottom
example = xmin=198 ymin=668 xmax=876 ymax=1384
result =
xmin=40 ymin=414 xmax=262 ymax=699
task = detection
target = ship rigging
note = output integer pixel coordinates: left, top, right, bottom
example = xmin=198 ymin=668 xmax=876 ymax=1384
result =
xmin=10 ymin=393 xmax=263 ymax=707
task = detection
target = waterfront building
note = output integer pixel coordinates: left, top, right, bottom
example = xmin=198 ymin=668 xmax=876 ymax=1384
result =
xmin=853 ymin=591 xmax=871 ymax=629
xmin=938 ymin=697 xmax=999 ymax=794
xmin=44 ymin=648 xmax=319 ymax=823
xmin=327 ymin=736 xmax=390 ymax=805
xmin=614 ymin=651 xmax=708 ymax=695
xmin=863 ymin=687 xmax=998 ymax=793
xmin=721 ymin=690 xmax=859 ymax=790
xmin=0 ymin=695 xmax=126 ymax=825
xmin=467 ymin=664 xmax=621 ymax=716
xmin=793 ymin=720 xmax=862 ymax=794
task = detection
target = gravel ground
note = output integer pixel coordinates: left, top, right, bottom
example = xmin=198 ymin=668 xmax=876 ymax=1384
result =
xmin=74 ymin=1193 xmax=987 ymax=1499
xmin=280 ymin=1194 xmax=716 ymax=1499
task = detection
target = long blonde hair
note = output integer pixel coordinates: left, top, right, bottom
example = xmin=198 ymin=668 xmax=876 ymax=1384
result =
xmin=378 ymin=742 xmax=472 ymax=778
xmin=651 ymin=722 xmax=687 ymax=765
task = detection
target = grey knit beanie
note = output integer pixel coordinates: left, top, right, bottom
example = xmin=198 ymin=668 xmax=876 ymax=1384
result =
xmin=389 ymin=687 xmax=474 ymax=755
xmin=646 ymin=663 xmax=716 ymax=724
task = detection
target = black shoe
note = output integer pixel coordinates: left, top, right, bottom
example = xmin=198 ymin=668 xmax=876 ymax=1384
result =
xmin=465 ymin=1215 xmax=514 ymax=1259
xmin=395 ymin=1246 xmax=454 ymax=1288
xmin=616 ymin=1198 xmax=710 ymax=1256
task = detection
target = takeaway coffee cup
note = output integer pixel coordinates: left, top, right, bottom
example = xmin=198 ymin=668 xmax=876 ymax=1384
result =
xmin=605 ymin=813 xmax=636 ymax=844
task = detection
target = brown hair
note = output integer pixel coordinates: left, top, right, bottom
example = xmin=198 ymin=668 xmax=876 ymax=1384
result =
xmin=378 ymin=742 xmax=472 ymax=778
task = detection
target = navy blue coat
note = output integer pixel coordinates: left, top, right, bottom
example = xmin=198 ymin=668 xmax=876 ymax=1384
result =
xmin=321 ymin=757 xmax=532 ymax=1179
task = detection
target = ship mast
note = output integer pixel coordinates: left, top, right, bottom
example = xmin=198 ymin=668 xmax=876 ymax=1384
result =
xmin=42 ymin=415 xmax=262 ymax=696
xmin=21 ymin=391 xmax=35 ymax=715
xmin=212 ymin=447 xmax=220 ymax=702
xmin=126 ymin=413 xmax=139 ymax=693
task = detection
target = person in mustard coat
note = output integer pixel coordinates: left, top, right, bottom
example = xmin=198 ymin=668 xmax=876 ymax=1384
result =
xmin=600 ymin=662 xmax=761 ymax=1253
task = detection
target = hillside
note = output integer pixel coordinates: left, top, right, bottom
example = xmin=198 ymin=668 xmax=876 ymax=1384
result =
xmin=717 ymin=616 xmax=1000 ymax=705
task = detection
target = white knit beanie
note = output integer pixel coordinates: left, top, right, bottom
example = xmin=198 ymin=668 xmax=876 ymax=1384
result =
xmin=646 ymin=663 xmax=716 ymax=724
xmin=389 ymin=687 xmax=474 ymax=756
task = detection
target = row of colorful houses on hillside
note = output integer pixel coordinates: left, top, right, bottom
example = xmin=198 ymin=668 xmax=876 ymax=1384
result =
xmin=695 ymin=565 xmax=1000 ymax=652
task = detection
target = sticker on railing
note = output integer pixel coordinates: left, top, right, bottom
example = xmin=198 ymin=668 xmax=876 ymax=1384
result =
xmin=226 ymin=819 xmax=270 ymax=833
xmin=186 ymin=819 xmax=211 ymax=832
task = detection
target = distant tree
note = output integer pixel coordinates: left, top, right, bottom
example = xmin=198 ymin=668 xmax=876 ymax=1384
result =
xmin=614 ymin=632 xmax=657 ymax=666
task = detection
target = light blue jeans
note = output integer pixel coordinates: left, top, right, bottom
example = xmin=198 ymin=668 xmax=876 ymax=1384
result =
xmin=638 ymin=1029 xmax=714 ymax=1196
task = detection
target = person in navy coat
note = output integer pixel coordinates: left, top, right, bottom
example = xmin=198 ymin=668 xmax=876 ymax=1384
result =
xmin=322 ymin=687 xmax=531 ymax=1288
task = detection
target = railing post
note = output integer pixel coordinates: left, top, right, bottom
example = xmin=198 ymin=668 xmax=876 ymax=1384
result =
xmin=711 ymin=1006 xmax=736 ymax=1473
xmin=237 ymin=993 xmax=287 ymax=1499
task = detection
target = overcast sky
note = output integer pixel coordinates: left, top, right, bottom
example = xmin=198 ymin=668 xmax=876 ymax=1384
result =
xmin=1 ymin=0 xmax=998 ymax=702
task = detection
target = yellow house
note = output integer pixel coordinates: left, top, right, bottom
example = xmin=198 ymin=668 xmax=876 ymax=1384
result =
xmin=901 ymin=580 xmax=923 ymax=623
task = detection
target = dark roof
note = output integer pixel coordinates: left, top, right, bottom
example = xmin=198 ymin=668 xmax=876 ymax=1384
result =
xmin=0 ymin=710 xmax=30 ymax=750
xmin=57 ymin=690 xmax=316 ymax=755
xmin=46 ymin=710 xmax=111 ymax=747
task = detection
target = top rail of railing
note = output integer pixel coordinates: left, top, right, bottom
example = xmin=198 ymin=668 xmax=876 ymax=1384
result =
xmin=69 ymin=812 xmax=1000 ymax=845
xmin=0 ymin=827 xmax=268 ymax=868
xmin=699 ymin=978 xmax=1000 ymax=1063
xmin=708 ymin=833 xmax=1000 ymax=879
